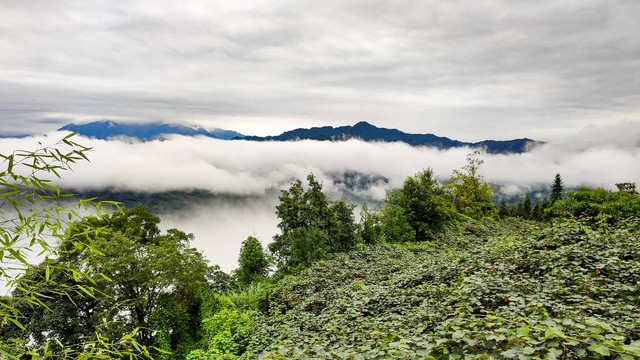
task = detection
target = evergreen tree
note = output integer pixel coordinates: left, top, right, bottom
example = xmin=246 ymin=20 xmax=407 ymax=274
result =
xmin=523 ymin=195 xmax=532 ymax=218
xmin=498 ymin=198 xmax=509 ymax=218
xmin=531 ymin=201 xmax=542 ymax=221
xmin=516 ymin=198 xmax=525 ymax=218
xmin=551 ymin=173 xmax=564 ymax=203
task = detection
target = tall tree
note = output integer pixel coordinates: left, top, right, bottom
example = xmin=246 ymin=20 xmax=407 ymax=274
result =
xmin=498 ymin=198 xmax=509 ymax=218
xmin=383 ymin=169 xmax=455 ymax=241
xmin=531 ymin=201 xmax=542 ymax=221
xmin=269 ymin=174 xmax=357 ymax=273
xmin=523 ymin=195 xmax=532 ymax=218
xmin=12 ymin=205 xmax=211 ymax=358
xmin=447 ymin=151 xmax=497 ymax=219
xmin=550 ymin=173 xmax=564 ymax=203
xmin=235 ymin=236 xmax=270 ymax=287
xmin=0 ymin=134 xmax=150 ymax=359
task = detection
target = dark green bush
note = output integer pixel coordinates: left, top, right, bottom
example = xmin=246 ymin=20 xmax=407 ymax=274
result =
xmin=547 ymin=187 xmax=640 ymax=222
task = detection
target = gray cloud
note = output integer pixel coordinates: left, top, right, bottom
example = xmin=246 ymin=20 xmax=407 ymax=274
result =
xmin=1 ymin=0 xmax=639 ymax=140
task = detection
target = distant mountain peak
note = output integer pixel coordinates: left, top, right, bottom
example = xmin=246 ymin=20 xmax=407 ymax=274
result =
xmin=353 ymin=121 xmax=374 ymax=127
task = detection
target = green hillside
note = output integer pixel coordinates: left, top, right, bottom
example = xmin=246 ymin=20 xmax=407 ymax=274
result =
xmin=194 ymin=217 xmax=640 ymax=359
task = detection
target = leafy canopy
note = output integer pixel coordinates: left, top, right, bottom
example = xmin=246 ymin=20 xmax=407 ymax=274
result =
xmin=381 ymin=168 xmax=455 ymax=242
xmin=235 ymin=236 xmax=270 ymax=287
xmin=447 ymin=151 xmax=497 ymax=219
xmin=269 ymin=174 xmax=358 ymax=274
xmin=9 ymin=204 xmax=211 ymax=359
xmin=0 ymin=134 xmax=152 ymax=359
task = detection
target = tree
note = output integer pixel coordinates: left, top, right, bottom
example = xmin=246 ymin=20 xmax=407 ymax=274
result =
xmin=447 ymin=151 xmax=497 ymax=219
xmin=12 ymin=204 xmax=210 ymax=358
xmin=530 ymin=201 xmax=542 ymax=221
xmin=269 ymin=174 xmax=358 ymax=273
xmin=516 ymin=198 xmax=525 ymax=218
xmin=235 ymin=236 xmax=270 ymax=287
xmin=0 ymin=134 xmax=151 ymax=359
xmin=550 ymin=173 xmax=564 ymax=203
xmin=615 ymin=182 xmax=637 ymax=194
xmin=546 ymin=187 xmax=640 ymax=223
xmin=523 ymin=195 xmax=532 ymax=218
xmin=358 ymin=203 xmax=380 ymax=245
xmin=498 ymin=198 xmax=509 ymax=218
xmin=383 ymin=169 xmax=455 ymax=241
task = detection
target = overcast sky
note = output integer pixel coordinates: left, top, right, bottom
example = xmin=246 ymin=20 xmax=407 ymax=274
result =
xmin=1 ymin=0 xmax=639 ymax=141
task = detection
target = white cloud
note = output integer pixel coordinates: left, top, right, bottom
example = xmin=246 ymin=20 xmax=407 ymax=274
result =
xmin=1 ymin=120 xmax=639 ymax=271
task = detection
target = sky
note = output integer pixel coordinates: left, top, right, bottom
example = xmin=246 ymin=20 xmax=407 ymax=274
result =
xmin=1 ymin=0 xmax=640 ymax=141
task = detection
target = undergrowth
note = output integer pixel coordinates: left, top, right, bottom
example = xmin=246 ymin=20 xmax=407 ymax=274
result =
xmin=192 ymin=217 xmax=640 ymax=360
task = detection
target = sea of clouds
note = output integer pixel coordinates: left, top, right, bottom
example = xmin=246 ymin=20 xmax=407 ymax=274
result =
xmin=1 ymin=120 xmax=638 ymax=271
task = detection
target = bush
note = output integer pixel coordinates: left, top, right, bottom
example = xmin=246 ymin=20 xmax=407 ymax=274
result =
xmin=547 ymin=187 xmax=640 ymax=222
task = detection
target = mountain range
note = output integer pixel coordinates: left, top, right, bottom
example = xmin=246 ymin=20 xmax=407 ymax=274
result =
xmin=46 ymin=120 xmax=540 ymax=154
xmin=59 ymin=121 xmax=244 ymax=140
xmin=240 ymin=121 xmax=540 ymax=154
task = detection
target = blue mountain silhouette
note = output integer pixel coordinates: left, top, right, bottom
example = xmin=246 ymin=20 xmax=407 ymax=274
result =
xmin=59 ymin=121 xmax=243 ymax=140
xmin=240 ymin=121 xmax=540 ymax=154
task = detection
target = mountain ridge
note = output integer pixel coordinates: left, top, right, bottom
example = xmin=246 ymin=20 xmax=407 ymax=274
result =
xmin=58 ymin=120 xmax=244 ymax=140
xmin=240 ymin=121 xmax=541 ymax=154
xmin=50 ymin=120 xmax=542 ymax=153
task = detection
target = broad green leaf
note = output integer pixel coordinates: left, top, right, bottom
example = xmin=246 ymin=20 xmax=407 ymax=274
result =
xmin=516 ymin=326 xmax=530 ymax=335
xmin=589 ymin=344 xmax=610 ymax=356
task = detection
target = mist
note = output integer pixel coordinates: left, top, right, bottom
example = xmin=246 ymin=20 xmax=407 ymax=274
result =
xmin=1 ymin=120 xmax=638 ymax=271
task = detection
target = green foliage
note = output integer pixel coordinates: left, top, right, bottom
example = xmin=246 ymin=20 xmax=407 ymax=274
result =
xmin=523 ymin=195 xmax=532 ymax=218
xmin=383 ymin=168 xmax=456 ymax=241
xmin=447 ymin=151 xmax=497 ymax=219
xmin=207 ymin=264 xmax=234 ymax=294
xmin=227 ymin=281 xmax=272 ymax=312
xmin=547 ymin=187 xmax=640 ymax=222
xmin=187 ymin=295 xmax=257 ymax=360
xmin=0 ymin=134 xmax=152 ymax=359
xmin=269 ymin=174 xmax=358 ymax=274
xmin=235 ymin=236 xmax=270 ymax=288
xmin=377 ymin=204 xmax=416 ymax=243
xmin=357 ymin=203 xmax=380 ymax=245
xmin=289 ymin=227 xmax=330 ymax=271
xmin=551 ymin=173 xmax=564 ymax=203
xmin=9 ymin=203 xmax=211 ymax=358
xmin=219 ymin=217 xmax=640 ymax=359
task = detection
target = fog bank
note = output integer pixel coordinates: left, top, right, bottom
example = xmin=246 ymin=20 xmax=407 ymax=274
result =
xmin=1 ymin=120 xmax=638 ymax=270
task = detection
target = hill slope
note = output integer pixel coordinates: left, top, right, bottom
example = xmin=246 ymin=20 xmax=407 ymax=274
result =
xmin=240 ymin=121 xmax=541 ymax=154
xmin=199 ymin=218 xmax=640 ymax=359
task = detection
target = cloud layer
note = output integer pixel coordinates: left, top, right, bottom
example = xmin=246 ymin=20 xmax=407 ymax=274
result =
xmin=1 ymin=121 xmax=638 ymax=270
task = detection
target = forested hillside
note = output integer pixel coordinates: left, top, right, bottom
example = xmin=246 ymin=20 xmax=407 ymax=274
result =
xmin=213 ymin=217 xmax=640 ymax=359
xmin=1 ymin=136 xmax=639 ymax=359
